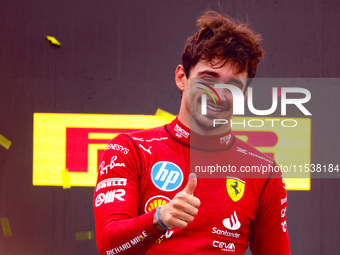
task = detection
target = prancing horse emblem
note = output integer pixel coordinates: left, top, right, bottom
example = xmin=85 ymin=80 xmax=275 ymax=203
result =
xmin=226 ymin=177 xmax=246 ymax=202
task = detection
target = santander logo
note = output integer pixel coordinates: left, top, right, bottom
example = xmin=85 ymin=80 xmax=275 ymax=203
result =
xmin=223 ymin=211 xmax=241 ymax=230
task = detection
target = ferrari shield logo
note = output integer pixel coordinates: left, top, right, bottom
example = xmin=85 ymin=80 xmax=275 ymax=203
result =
xmin=227 ymin=177 xmax=246 ymax=202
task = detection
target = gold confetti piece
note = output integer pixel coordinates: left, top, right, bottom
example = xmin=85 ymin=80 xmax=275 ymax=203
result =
xmin=155 ymin=108 xmax=175 ymax=121
xmin=75 ymin=231 xmax=94 ymax=241
xmin=139 ymin=235 xmax=145 ymax=241
xmin=0 ymin=134 xmax=12 ymax=150
xmin=61 ymin=169 xmax=71 ymax=189
xmin=0 ymin=218 xmax=12 ymax=237
xmin=45 ymin=35 xmax=61 ymax=46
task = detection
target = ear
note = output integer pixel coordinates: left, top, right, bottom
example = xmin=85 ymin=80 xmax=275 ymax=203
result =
xmin=175 ymin=65 xmax=187 ymax=92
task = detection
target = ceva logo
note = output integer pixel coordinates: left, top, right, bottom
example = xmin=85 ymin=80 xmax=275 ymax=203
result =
xmin=151 ymin=161 xmax=183 ymax=191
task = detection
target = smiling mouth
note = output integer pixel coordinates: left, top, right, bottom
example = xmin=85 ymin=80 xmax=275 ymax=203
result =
xmin=207 ymin=103 xmax=225 ymax=112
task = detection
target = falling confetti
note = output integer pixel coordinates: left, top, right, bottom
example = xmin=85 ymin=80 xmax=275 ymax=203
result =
xmin=45 ymin=35 xmax=61 ymax=47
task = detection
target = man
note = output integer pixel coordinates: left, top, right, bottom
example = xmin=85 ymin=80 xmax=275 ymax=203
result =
xmin=94 ymin=11 xmax=290 ymax=254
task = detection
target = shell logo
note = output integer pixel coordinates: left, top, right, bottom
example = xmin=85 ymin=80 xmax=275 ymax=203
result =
xmin=144 ymin=195 xmax=171 ymax=213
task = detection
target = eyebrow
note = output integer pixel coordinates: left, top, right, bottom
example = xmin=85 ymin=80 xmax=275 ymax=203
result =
xmin=227 ymin=78 xmax=246 ymax=89
xmin=197 ymin=71 xmax=246 ymax=89
xmin=197 ymin=70 xmax=220 ymax=78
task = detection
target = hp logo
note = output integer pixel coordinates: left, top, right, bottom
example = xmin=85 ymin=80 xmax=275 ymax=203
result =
xmin=151 ymin=161 xmax=183 ymax=191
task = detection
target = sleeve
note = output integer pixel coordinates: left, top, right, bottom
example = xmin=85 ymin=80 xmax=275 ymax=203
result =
xmin=93 ymin=134 xmax=162 ymax=255
xmin=248 ymin=168 xmax=291 ymax=255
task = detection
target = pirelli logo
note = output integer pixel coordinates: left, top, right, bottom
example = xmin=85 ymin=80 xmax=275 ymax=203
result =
xmin=33 ymin=113 xmax=172 ymax=187
xmin=33 ymin=113 xmax=311 ymax=190
xmin=96 ymin=178 xmax=127 ymax=192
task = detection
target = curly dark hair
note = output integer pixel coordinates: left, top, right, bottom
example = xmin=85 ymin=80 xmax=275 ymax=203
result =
xmin=182 ymin=11 xmax=264 ymax=86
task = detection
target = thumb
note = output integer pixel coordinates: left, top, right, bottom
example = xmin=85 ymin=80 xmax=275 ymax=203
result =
xmin=183 ymin=173 xmax=197 ymax=195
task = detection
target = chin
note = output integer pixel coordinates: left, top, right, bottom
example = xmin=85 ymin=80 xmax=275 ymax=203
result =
xmin=191 ymin=114 xmax=216 ymax=131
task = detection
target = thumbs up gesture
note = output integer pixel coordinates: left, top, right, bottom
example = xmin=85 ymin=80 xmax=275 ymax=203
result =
xmin=183 ymin=173 xmax=197 ymax=195
xmin=153 ymin=173 xmax=201 ymax=232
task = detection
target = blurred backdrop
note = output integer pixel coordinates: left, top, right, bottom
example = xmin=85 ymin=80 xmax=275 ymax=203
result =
xmin=1 ymin=0 xmax=340 ymax=254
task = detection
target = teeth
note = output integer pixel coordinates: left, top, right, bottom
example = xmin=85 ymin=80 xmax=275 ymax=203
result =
xmin=207 ymin=104 xmax=223 ymax=112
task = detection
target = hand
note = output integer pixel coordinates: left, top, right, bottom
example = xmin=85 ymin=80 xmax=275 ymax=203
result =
xmin=153 ymin=173 xmax=201 ymax=232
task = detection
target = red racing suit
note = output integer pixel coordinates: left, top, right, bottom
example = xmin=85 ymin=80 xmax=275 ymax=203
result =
xmin=94 ymin=117 xmax=290 ymax=255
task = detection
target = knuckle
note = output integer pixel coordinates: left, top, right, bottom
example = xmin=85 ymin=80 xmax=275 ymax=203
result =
xmin=187 ymin=215 xmax=195 ymax=222
xmin=180 ymin=222 xmax=188 ymax=229
xmin=171 ymin=210 xmax=180 ymax=219
xmin=194 ymin=198 xmax=201 ymax=207
xmin=173 ymin=201 xmax=185 ymax=210
xmin=175 ymin=191 xmax=186 ymax=200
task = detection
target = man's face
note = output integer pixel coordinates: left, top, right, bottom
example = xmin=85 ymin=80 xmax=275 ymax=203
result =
xmin=183 ymin=59 xmax=248 ymax=134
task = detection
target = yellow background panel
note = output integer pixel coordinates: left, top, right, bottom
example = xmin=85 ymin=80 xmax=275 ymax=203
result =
xmin=33 ymin=113 xmax=172 ymax=187
xmin=233 ymin=117 xmax=311 ymax=190
xmin=33 ymin=113 xmax=311 ymax=190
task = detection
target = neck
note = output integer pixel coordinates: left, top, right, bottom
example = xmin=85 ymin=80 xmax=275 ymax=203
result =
xmin=166 ymin=116 xmax=234 ymax=150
